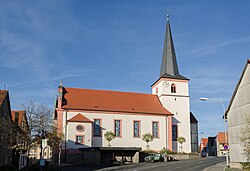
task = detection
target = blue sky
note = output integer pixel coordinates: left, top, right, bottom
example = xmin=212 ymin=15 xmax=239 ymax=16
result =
xmin=1 ymin=1 xmax=250 ymax=140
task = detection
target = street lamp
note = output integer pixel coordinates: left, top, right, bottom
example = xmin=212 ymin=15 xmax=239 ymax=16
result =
xmin=200 ymin=97 xmax=229 ymax=167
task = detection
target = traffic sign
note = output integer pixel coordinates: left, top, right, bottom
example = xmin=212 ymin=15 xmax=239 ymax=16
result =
xmin=224 ymin=144 xmax=229 ymax=150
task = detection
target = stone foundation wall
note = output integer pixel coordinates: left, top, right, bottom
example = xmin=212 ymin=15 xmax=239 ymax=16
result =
xmin=229 ymin=162 xmax=243 ymax=169
xmin=172 ymin=153 xmax=199 ymax=160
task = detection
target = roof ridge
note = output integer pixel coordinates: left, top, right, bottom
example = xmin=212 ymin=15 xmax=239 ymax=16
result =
xmin=225 ymin=59 xmax=250 ymax=117
xmin=64 ymin=87 xmax=156 ymax=96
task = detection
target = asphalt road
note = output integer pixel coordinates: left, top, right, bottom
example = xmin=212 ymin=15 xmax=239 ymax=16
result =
xmin=112 ymin=157 xmax=226 ymax=171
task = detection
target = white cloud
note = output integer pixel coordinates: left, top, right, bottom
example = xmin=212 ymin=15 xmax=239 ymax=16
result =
xmin=182 ymin=35 xmax=250 ymax=55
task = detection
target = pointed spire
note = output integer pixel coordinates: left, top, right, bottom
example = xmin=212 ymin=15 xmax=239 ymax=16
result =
xmin=160 ymin=17 xmax=188 ymax=80
xmin=58 ymin=80 xmax=63 ymax=88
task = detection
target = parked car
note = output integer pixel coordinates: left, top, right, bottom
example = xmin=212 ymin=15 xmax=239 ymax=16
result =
xmin=144 ymin=153 xmax=164 ymax=163
xmin=201 ymin=151 xmax=207 ymax=157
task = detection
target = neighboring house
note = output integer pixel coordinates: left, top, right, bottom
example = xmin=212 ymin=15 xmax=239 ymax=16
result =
xmin=0 ymin=90 xmax=13 ymax=166
xmin=215 ymin=132 xmax=228 ymax=157
xmin=11 ymin=110 xmax=29 ymax=150
xmin=200 ymin=138 xmax=208 ymax=153
xmin=225 ymin=59 xmax=250 ymax=168
xmin=11 ymin=110 xmax=29 ymax=170
xmin=29 ymin=142 xmax=52 ymax=160
xmin=190 ymin=112 xmax=198 ymax=153
xmin=54 ymin=19 xmax=195 ymax=163
xmin=207 ymin=137 xmax=217 ymax=156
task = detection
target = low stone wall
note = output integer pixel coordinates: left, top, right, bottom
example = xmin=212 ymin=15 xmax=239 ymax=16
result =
xmin=229 ymin=162 xmax=243 ymax=169
xmin=172 ymin=153 xmax=199 ymax=160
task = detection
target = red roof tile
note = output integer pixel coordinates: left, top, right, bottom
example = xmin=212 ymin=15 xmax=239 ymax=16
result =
xmin=0 ymin=90 xmax=7 ymax=105
xmin=68 ymin=113 xmax=92 ymax=123
xmin=61 ymin=87 xmax=172 ymax=115
xmin=11 ymin=110 xmax=26 ymax=125
xmin=201 ymin=138 xmax=208 ymax=146
xmin=216 ymin=132 xmax=228 ymax=144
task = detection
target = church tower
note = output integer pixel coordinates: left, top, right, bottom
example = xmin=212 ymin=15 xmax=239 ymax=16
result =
xmin=152 ymin=18 xmax=191 ymax=153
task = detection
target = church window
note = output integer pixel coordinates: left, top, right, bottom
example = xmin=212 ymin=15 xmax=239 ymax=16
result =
xmin=93 ymin=119 xmax=102 ymax=136
xmin=114 ymin=120 xmax=121 ymax=137
xmin=75 ymin=135 xmax=84 ymax=144
xmin=76 ymin=125 xmax=85 ymax=132
xmin=156 ymin=87 xmax=158 ymax=93
xmin=133 ymin=121 xmax=140 ymax=137
xmin=171 ymin=84 xmax=176 ymax=93
xmin=172 ymin=125 xmax=178 ymax=141
xmin=152 ymin=121 xmax=159 ymax=138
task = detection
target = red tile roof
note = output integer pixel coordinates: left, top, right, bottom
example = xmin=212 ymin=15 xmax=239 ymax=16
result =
xmin=201 ymin=138 xmax=208 ymax=146
xmin=61 ymin=87 xmax=172 ymax=115
xmin=216 ymin=132 xmax=228 ymax=144
xmin=68 ymin=113 xmax=92 ymax=123
xmin=0 ymin=90 xmax=8 ymax=105
xmin=11 ymin=110 xmax=26 ymax=125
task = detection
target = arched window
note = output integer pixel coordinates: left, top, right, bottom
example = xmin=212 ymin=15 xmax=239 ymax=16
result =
xmin=171 ymin=84 xmax=176 ymax=93
xmin=156 ymin=87 xmax=158 ymax=93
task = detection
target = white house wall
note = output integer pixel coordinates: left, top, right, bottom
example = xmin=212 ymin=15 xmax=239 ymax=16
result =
xmin=228 ymin=64 xmax=250 ymax=164
xmin=63 ymin=111 xmax=169 ymax=151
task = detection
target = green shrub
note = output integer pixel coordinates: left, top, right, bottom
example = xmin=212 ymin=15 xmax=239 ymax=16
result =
xmin=240 ymin=162 xmax=250 ymax=169
xmin=140 ymin=149 xmax=157 ymax=154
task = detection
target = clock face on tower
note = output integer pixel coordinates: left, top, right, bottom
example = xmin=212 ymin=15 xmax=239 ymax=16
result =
xmin=163 ymin=81 xmax=169 ymax=87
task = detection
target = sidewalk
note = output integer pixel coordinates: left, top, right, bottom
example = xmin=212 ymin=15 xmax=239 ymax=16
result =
xmin=225 ymin=168 xmax=249 ymax=171
xmin=203 ymin=162 xmax=249 ymax=171
xmin=203 ymin=162 xmax=226 ymax=171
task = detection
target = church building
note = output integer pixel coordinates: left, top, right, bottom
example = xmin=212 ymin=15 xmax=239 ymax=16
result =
xmin=54 ymin=18 xmax=194 ymax=160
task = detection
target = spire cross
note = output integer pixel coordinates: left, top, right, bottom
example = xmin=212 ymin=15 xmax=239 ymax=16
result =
xmin=167 ymin=14 xmax=170 ymax=21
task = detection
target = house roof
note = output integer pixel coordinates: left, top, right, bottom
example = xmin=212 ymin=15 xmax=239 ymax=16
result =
xmin=68 ymin=113 xmax=92 ymax=123
xmin=159 ymin=19 xmax=188 ymax=81
xmin=201 ymin=138 xmax=208 ymax=146
xmin=61 ymin=87 xmax=172 ymax=115
xmin=0 ymin=90 xmax=8 ymax=105
xmin=225 ymin=59 xmax=250 ymax=118
xmin=216 ymin=132 xmax=228 ymax=144
xmin=11 ymin=110 xmax=26 ymax=125
xmin=190 ymin=112 xmax=198 ymax=123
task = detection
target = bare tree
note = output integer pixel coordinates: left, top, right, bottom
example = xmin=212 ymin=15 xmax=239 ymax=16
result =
xmin=19 ymin=101 xmax=53 ymax=159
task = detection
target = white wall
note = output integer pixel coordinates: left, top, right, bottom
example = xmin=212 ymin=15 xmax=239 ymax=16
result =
xmin=63 ymin=111 xmax=169 ymax=151
xmin=67 ymin=122 xmax=92 ymax=148
xmin=228 ymin=64 xmax=250 ymax=164
xmin=152 ymin=79 xmax=191 ymax=153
